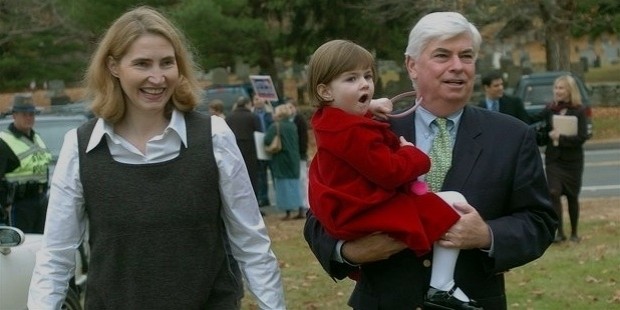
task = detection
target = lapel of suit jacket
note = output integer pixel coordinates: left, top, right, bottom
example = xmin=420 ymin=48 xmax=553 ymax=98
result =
xmin=497 ymin=96 xmax=505 ymax=112
xmin=389 ymin=114 xmax=416 ymax=143
xmin=390 ymin=107 xmax=483 ymax=191
xmin=443 ymin=106 xmax=483 ymax=191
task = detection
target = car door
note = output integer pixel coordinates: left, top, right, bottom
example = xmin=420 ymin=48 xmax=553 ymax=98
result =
xmin=0 ymin=233 xmax=43 ymax=310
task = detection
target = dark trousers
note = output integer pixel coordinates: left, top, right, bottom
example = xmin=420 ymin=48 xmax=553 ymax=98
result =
xmin=256 ymin=160 xmax=271 ymax=206
xmin=10 ymin=194 xmax=46 ymax=233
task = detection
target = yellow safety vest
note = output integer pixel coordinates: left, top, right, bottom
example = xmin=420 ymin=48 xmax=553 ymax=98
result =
xmin=0 ymin=130 xmax=52 ymax=184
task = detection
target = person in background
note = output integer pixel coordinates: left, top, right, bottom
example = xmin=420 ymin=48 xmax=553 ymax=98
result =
xmin=286 ymin=99 xmax=309 ymax=219
xmin=208 ymin=98 xmax=226 ymax=118
xmin=306 ymin=39 xmax=480 ymax=309
xmin=532 ymin=75 xmax=589 ymax=243
xmin=478 ymin=70 xmax=530 ymax=123
xmin=253 ymin=95 xmax=274 ymax=208
xmin=264 ymin=104 xmax=304 ymax=220
xmin=0 ymin=97 xmax=51 ymax=233
xmin=28 ymin=6 xmax=285 ymax=309
xmin=226 ymin=96 xmax=262 ymax=201
xmin=304 ymin=11 xmax=557 ymax=310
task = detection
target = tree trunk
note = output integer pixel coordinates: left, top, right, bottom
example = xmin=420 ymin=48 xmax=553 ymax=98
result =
xmin=540 ymin=0 xmax=574 ymax=72
xmin=546 ymin=24 xmax=571 ymax=71
xmin=257 ymin=41 xmax=284 ymax=103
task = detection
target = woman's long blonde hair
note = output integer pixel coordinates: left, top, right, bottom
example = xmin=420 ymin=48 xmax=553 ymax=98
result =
xmin=554 ymin=75 xmax=582 ymax=108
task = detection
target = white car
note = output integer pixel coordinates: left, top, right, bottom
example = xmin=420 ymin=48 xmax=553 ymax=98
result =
xmin=0 ymin=226 xmax=86 ymax=309
xmin=1 ymin=112 xmax=89 ymax=309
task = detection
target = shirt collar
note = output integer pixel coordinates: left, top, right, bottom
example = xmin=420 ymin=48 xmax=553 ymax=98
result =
xmin=416 ymin=105 xmax=463 ymax=131
xmin=86 ymin=109 xmax=188 ymax=153
xmin=8 ymin=123 xmax=34 ymax=140
xmin=486 ymin=97 xmax=501 ymax=109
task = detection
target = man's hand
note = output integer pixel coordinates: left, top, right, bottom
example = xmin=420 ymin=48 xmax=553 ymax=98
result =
xmin=438 ymin=203 xmax=491 ymax=250
xmin=341 ymin=232 xmax=407 ymax=264
xmin=369 ymin=98 xmax=393 ymax=120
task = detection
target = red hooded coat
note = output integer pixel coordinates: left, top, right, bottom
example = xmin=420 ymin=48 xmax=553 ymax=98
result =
xmin=309 ymin=107 xmax=459 ymax=255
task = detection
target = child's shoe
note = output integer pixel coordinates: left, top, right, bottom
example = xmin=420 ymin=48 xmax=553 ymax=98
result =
xmin=425 ymin=286 xmax=483 ymax=310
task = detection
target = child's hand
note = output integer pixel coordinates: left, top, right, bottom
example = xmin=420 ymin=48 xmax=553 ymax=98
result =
xmin=399 ymin=136 xmax=414 ymax=147
xmin=369 ymin=98 xmax=393 ymax=120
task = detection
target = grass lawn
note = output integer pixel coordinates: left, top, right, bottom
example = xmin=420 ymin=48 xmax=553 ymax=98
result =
xmin=592 ymin=107 xmax=620 ymax=140
xmin=585 ymin=65 xmax=620 ymax=83
xmin=242 ymin=197 xmax=620 ymax=309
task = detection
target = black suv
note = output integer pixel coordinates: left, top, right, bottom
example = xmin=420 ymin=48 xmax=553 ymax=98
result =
xmin=512 ymin=71 xmax=593 ymax=137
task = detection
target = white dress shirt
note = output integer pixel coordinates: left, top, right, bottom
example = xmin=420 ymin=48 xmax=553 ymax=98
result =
xmin=28 ymin=110 xmax=286 ymax=309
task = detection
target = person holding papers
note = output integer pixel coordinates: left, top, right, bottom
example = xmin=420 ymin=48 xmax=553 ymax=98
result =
xmin=533 ymin=74 xmax=589 ymax=243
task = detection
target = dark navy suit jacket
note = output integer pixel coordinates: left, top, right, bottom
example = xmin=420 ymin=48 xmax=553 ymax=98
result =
xmin=304 ymin=105 xmax=557 ymax=310
xmin=478 ymin=95 xmax=531 ymax=124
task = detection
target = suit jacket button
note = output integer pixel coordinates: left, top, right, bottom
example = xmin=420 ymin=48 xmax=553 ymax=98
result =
xmin=423 ymin=259 xmax=431 ymax=267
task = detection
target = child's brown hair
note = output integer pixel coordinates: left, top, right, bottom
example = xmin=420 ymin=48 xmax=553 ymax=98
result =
xmin=306 ymin=40 xmax=377 ymax=107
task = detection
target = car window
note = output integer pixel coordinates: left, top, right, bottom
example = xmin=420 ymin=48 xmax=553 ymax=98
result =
xmin=523 ymin=85 xmax=554 ymax=107
xmin=34 ymin=118 xmax=87 ymax=160
xmin=0 ymin=116 xmax=87 ymax=161
xmin=201 ymin=85 xmax=250 ymax=115
xmin=516 ymin=73 xmax=590 ymax=114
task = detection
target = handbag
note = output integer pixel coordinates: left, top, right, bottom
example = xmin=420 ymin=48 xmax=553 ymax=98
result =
xmin=265 ymin=122 xmax=282 ymax=154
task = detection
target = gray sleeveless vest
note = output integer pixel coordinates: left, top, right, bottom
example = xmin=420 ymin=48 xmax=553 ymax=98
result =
xmin=77 ymin=112 xmax=240 ymax=309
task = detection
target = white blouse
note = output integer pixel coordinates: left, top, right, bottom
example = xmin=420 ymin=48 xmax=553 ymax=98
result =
xmin=28 ymin=110 xmax=285 ymax=309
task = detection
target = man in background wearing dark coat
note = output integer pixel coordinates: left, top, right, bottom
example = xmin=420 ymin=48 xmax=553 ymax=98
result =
xmin=252 ymin=95 xmax=274 ymax=208
xmin=226 ymin=96 xmax=261 ymax=196
xmin=478 ymin=70 xmax=531 ymax=124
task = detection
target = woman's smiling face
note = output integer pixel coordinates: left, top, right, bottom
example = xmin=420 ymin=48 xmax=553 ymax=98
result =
xmin=108 ymin=33 xmax=179 ymax=114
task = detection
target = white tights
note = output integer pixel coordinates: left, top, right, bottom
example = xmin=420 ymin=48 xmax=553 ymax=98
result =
xmin=430 ymin=191 xmax=472 ymax=302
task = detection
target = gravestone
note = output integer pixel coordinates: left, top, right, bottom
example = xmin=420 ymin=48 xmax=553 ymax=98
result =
xmin=211 ymin=67 xmax=229 ymax=85
xmin=47 ymin=79 xmax=71 ymax=105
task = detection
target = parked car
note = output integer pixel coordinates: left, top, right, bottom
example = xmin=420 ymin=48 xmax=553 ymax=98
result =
xmin=199 ymin=84 xmax=252 ymax=115
xmin=512 ymin=71 xmax=593 ymax=137
xmin=0 ymin=113 xmax=89 ymax=309
xmin=0 ymin=226 xmax=86 ymax=309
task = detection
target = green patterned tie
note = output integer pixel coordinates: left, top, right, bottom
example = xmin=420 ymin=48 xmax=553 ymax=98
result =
xmin=427 ymin=118 xmax=452 ymax=192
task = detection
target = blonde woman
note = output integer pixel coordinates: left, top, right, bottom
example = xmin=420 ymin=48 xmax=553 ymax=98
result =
xmin=28 ymin=6 xmax=284 ymax=309
xmin=533 ymin=75 xmax=589 ymax=243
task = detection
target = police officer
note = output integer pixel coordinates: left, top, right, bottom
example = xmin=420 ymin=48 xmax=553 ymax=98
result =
xmin=0 ymin=95 xmax=51 ymax=233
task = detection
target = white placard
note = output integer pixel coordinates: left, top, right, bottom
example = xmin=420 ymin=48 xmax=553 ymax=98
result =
xmin=254 ymin=131 xmax=271 ymax=160
xmin=250 ymin=75 xmax=279 ymax=102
